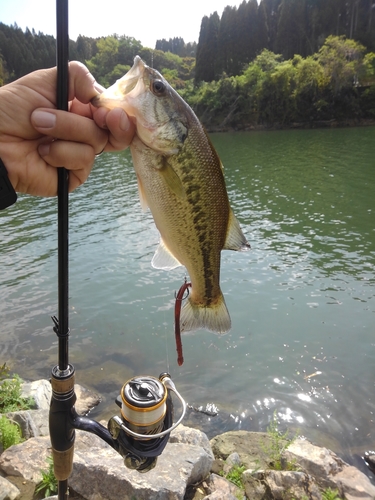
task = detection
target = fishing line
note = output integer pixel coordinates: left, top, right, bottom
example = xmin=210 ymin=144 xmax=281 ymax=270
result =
xmin=163 ymin=309 xmax=170 ymax=375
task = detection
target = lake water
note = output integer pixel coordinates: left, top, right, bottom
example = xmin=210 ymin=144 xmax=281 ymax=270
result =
xmin=1 ymin=126 xmax=374 ymax=479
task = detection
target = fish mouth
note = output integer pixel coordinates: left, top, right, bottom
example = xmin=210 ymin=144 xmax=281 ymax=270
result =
xmin=91 ymin=55 xmax=146 ymax=108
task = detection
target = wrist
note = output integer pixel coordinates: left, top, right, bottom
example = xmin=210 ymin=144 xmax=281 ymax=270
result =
xmin=0 ymin=157 xmax=17 ymax=209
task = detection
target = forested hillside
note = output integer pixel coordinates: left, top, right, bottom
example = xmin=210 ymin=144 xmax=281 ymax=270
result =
xmin=195 ymin=0 xmax=375 ymax=82
xmin=1 ymin=0 xmax=375 ymax=129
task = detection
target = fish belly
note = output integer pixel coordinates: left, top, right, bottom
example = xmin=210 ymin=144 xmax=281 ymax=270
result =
xmin=131 ymin=132 xmax=231 ymax=334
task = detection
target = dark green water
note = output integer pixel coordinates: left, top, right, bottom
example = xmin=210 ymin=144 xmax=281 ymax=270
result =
xmin=1 ymin=127 xmax=374 ymax=478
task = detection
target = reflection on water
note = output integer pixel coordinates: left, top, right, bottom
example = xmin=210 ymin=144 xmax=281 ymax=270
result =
xmin=1 ymin=127 xmax=374 ymax=480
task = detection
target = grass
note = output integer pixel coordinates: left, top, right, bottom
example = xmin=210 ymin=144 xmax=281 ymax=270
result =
xmin=220 ymin=463 xmax=246 ymax=500
xmin=0 ymin=415 xmax=24 ymax=450
xmin=224 ymin=464 xmax=246 ymax=488
xmin=322 ymin=488 xmax=343 ymax=500
xmin=0 ymin=363 xmax=34 ymax=413
xmin=264 ymin=411 xmax=298 ymax=471
xmin=35 ymin=456 xmax=58 ymax=498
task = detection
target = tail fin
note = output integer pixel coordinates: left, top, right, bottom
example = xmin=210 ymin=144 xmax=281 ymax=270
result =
xmin=180 ymin=293 xmax=231 ymax=334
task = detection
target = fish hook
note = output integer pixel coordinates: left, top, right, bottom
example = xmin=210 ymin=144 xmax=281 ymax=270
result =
xmin=174 ymin=279 xmax=192 ymax=366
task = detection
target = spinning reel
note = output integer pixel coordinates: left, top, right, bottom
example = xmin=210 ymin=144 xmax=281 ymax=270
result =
xmin=49 ymin=368 xmax=186 ymax=480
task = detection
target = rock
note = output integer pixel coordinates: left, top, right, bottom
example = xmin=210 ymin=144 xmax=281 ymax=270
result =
xmin=226 ymin=452 xmax=241 ymax=467
xmin=70 ymin=430 xmax=212 ymax=500
xmin=21 ymin=380 xmax=51 ymax=410
xmin=0 ymin=475 xmax=21 ymax=500
xmin=0 ymin=435 xmax=51 ymax=483
xmin=210 ymin=432 xmax=375 ymax=500
xmin=203 ymin=492 xmax=239 ymax=500
xmin=285 ymin=438 xmax=344 ymax=488
xmin=20 ymin=380 xmax=100 ymax=416
xmin=265 ymin=470 xmax=322 ymax=500
xmin=333 ymin=465 xmax=375 ymax=500
xmin=203 ymin=473 xmax=242 ymax=500
xmin=0 ymin=427 xmax=212 ymax=500
xmin=170 ymin=423 xmax=214 ymax=459
xmin=210 ymin=430 xmax=284 ymax=471
xmin=285 ymin=438 xmax=375 ymax=500
xmin=5 ymin=409 xmax=49 ymax=438
xmin=363 ymin=451 xmax=375 ymax=474
xmin=74 ymin=384 xmax=101 ymax=416
xmin=242 ymin=470 xmax=267 ymax=500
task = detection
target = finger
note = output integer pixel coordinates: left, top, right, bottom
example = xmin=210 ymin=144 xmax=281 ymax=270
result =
xmin=92 ymin=107 xmax=135 ymax=152
xmin=68 ymin=61 xmax=104 ymax=104
xmin=31 ymin=108 xmax=107 ymax=154
xmin=38 ymin=140 xmax=95 ymax=191
xmin=106 ymin=108 xmax=135 ymax=151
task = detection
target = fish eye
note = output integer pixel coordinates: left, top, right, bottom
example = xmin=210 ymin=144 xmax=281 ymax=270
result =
xmin=152 ymin=80 xmax=166 ymax=96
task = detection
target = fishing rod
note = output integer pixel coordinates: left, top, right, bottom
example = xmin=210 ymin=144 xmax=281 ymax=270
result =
xmin=49 ymin=2 xmax=186 ymax=498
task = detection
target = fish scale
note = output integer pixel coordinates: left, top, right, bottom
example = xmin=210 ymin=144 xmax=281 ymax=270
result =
xmin=92 ymin=56 xmax=249 ymax=334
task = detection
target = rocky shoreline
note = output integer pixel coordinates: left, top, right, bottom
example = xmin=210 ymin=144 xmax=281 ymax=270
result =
xmin=1 ymin=379 xmax=375 ymax=500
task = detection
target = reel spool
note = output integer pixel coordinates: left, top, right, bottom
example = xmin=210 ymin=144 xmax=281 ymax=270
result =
xmin=120 ymin=375 xmax=167 ymax=437
xmin=108 ymin=372 xmax=186 ymax=472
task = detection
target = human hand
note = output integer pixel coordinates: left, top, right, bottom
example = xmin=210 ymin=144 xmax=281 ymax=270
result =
xmin=0 ymin=61 xmax=135 ymax=197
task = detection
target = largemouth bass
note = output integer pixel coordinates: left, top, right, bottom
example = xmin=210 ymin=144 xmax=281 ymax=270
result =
xmin=92 ymin=56 xmax=249 ymax=334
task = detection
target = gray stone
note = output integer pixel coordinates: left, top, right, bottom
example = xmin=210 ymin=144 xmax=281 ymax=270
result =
xmin=210 ymin=430 xmax=283 ymax=471
xmin=20 ymin=380 xmax=100 ymax=416
xmin=333 ymin=465 xmax=375 ymax=500
xmin=74 ymin=384 xmax=101 ymax=416
xmin=0 ymin=427 xmax=212 ymax=499
xmin=242 ymin=469 xmax=267 ymax=500
xmin=285 ymin=438 xmax=375 ymax=500
xmin=285 ymin=438 xmax=344 ymax=488
xmin=203 ymin=492 xmax=239 ymax=500
xmin=265 ymin=469 xmax=322 ymax=500
xmin=5 ymin=409 xmax=48 ymax=439
xmin=0 ymin=435 xmax=50 ymax=483
xmin=170 ymin=423 xmax=214 ymax=459
xmin=69 ymin=429 xmax=213 ymax=500
xmin=203 ymin=473 xmax=242 ymax=499
xmin=223 ymin=452 xmax=242 ymax=475
xmin=210 ymin=431 xmax=375 ymax=500
xmin=226 ymin=452 xmax=241 ymax=467
xmin=21 ymin=380 xmax=51 ymax=410
xmin=0 ymin=476 xmax=21 ymax=500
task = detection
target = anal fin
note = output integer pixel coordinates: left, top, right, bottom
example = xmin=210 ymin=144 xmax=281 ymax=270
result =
xmin=151 ymin=238 xmax=182 ymax=270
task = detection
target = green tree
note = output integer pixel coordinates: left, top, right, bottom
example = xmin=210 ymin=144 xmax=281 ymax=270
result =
xmin=317 ymin=35 xmax=367 ymax=94
xmin=87 ymin=36 xmax=119 ymax=85
xmin=217 ymin=6 xmax=238 ymax=76
xmin=195 ymin=12 xmax=220 ymax=82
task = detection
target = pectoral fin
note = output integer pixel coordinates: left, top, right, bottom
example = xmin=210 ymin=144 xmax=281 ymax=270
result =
xmin=224 ymin=209 xmax=250 ymax=251
xmin=158 ymin=158 xmax=185 ymax=199
xmin=152 ymin=238 xmax=182 ymax=270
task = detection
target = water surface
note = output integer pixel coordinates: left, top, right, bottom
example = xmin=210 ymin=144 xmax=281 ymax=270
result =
xmin=1 ymin=126 xmax=374 ymax=478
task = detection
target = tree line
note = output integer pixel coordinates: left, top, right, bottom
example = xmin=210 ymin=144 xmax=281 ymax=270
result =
xmin=195 ymin=0 xmax=375 ymax=83
xmin=1 ymin=1 xmax=375 ymax=129
xmin=183 ymin=36 xmax=375 ymax=129
xmin=0 ymin=23 xmax=194 ymax=86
